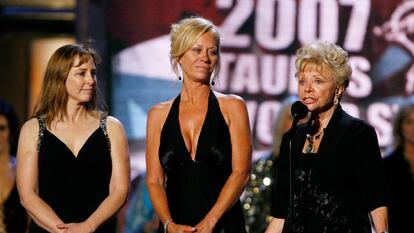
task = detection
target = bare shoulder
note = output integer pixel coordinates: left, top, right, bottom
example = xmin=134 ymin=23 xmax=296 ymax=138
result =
xmin=20 ymin=118 xmax=39 ymax=136
xmin=147 ymin=99 xmax=175 ymax=126
xmin=105 ymin=115 xmax=125 ymax=132
xmin=18 ymin=118 xmax=39 ymax=151
xmin=214 ymin=91 xmax=247 ymax=112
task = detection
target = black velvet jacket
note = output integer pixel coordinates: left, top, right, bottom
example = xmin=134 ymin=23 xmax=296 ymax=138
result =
xmin=272 ymin=105 xmax=387 ymax=233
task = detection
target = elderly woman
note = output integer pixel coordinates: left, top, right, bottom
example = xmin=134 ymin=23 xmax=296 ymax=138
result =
xmin=265 ymin=41 xmax=388 ymax=233
xmin=384 ymin=100 xmax=414 ymax=233
xmin=17 ymin=44 xmax=130 ymax=233
xmin=146 ymin=17 xmax=252 ymax=233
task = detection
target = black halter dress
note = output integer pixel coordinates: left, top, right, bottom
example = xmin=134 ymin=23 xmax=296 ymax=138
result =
xmin=158 ymin=91 xmax=246 ymax=233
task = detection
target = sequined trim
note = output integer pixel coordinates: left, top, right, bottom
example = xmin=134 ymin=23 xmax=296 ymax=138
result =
xmin=100 ymin=112 xmax=111 ymax=152
xmin=37 ymin=114 xmax=46 ymax=153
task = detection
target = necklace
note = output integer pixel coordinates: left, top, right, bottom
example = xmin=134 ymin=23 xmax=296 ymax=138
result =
xmin=305 ymin=130 xmax=324 ymax=154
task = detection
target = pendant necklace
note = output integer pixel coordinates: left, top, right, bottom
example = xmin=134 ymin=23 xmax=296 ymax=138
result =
xmin=306 ymin=129 xmax=324 ymax=154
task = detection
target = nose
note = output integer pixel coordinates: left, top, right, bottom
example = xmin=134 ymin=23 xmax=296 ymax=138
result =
xmin=200 ymin=50 xmax=210 ymax=63
xmin=86 ymin=72 xmax=96 ymax=85
xmin=304 ymin=80 xmax=313 ymax=93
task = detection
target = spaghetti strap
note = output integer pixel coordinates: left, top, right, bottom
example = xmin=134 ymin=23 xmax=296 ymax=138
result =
xmin=36 ymin=114 xmax=46 ymax=153
xmin=99 ymin=112 xmax=111 ymax=152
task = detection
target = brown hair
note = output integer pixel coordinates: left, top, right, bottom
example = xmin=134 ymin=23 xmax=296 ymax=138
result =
xmin=32 ymin=43 xmax=104 ymax=127
xmin=392 ymin=100 xmax=414 ymax=149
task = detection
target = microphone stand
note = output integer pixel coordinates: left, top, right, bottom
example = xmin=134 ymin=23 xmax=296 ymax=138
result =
xmin=288 ymin=116 xmax=301 ymax=233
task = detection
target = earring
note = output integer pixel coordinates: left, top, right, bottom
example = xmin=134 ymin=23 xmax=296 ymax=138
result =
xmin=334 ymin=96 xmax=339 ymax=105
xmin=178 ymin=76 xmax=182 ymax=81
xmin=211 ymin=80 xmax=215 ymax=86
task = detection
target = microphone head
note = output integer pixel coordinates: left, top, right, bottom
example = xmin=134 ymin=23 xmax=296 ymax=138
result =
xmin=291 ymin=101 xmax=308 ymax=119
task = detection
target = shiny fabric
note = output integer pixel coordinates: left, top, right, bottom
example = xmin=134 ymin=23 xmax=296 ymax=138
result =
xmin=158 ymin=91 xmax=246 ymax=233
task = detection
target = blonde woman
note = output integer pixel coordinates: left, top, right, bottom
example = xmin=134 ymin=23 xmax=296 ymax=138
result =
xmin=146 ymin=17 xmax=252 ymax=233
xmin=265 ymin=41 xmax=388 ymax=233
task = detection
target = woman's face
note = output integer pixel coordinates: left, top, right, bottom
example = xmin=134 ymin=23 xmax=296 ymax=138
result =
xmin=402 ymin=109 xmax=414 ymax=146
xmin=0 ymin=115 xmax=10 ymax=153
xmin=65 ymin=56 xmax=97 ymax=105
xmin=179 ymin=31 xmax=218 ymax=83
xmin=297 ymin=65 xmax=343 ymax=113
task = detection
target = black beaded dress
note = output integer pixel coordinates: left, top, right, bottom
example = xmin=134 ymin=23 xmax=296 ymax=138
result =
xmin=29 ymin=114 xmax=116 ymax=233
xmin=158 ymin=91 xmax=246 ymax=233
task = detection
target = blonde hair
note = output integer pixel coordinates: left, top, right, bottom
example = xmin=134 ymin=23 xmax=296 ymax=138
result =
xmin=170 ymin=16 xmax=221 ymax=80
xmin=32 ymin=43 xmax=104 ymax=127
xmin=295 ymin=41 xmax=352 ymax=88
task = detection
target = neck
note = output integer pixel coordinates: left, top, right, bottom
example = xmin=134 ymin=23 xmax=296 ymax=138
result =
xmin=404 ymin=143 xmax=414 ymax=158
xmin=64 ymin=101 xmax=90 ymax=123
xmin=0 ymin=152 xmax=10 ymax=169
xmin=181 ymin=82 xmax=210 ymax=104
xmin=312 ymin=105 xmax=337 ymax=131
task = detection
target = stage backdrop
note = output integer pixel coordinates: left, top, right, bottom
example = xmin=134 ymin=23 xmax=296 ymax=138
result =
xmin=108 ymin=0 xmax=414 ymax=176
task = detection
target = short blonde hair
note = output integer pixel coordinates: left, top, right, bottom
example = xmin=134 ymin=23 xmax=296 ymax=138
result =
xmin=170 ymin=17 xmax=221 ymax=80
xmin=295 ymin=41 xmax=352 ymax=87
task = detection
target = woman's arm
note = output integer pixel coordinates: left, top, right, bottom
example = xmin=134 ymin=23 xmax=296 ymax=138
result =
xmin=370 ymin=206 xmax=388 ymax=233
xmin=16 ymin=119 xmax=65 ymax=233
xmin=355 ymin=125 xmax=388 ymax=233
xmin=195 ymin=95 xmax=252 ymax=233
xmin=265 ymin=217 xmax=285 ymax=233
xmin=146 ymin=104 xmax=196 ymax=233
xmin=58 ymin=116 xmax=131 ymax=232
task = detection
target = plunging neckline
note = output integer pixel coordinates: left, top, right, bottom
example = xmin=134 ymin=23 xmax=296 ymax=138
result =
xmin=45 ymin=128 xmax=100 ymax=158
xmin=176 ymin=92 xmax=211 ymax=162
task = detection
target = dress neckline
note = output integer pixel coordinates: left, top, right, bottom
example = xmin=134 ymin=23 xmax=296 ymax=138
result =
xmin=175 ymin=90 xmax=212 ymax=162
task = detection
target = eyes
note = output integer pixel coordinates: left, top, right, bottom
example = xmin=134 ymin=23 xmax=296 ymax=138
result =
xmin=191 ymin=46 xmax=218 ymax=56
xmin=76 ymin=69 xmax=97 ymax=78
xmin=298 ymin=76 xmax=325 ymax=85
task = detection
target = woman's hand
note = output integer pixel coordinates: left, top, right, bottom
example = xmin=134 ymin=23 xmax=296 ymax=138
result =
xmin=167 ymin=222 xmax=197 ymax=233
xmin=264 ymin=217 xmax=284 ymax=233
xmin=56 ymin=220 xmax=96 ymax=233
xmin=193 ymin=217 xmax=217 ymax=233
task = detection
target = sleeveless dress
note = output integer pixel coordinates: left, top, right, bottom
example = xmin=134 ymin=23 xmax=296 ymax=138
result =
xmin=158 ymin=91 xmax=247 ymax=233
xmin=29 ymin=114 xmax=116 ymax=233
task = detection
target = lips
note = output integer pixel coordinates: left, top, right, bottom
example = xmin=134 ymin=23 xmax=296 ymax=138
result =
xmin=302 ymin=97 xmax=317 ymax=104
xmin=195 ymin=65 xmax=210 ymax=71
xmin=81 ymin=89 xmax=94 ymax=92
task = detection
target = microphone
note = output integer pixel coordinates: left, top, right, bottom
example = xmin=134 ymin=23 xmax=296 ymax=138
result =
xmin=291 ymin=101 xmax=308 ymax=120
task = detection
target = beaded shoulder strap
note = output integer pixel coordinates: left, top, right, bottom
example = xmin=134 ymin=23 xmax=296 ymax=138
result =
xmin=100 ymin=112 xmax=111 ymax=152
xmin=37 ymin=114 xmax=46 ymax=153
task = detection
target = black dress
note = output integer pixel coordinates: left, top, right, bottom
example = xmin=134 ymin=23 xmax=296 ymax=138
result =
xmin=29 ymin=114 xmax=116 ymax=233
xmin=384 ymin=147 xmax=414 ymax=233
xmin=3 ymin=158 xmax=28 ymax=233
xmin=158 ymin=91 xmax=246 ymax=233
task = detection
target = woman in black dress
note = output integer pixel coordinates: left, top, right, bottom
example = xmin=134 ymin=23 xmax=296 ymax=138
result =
xmin=0 ymin=99 xmax=28 ymax=233
xmin=384 ymin=100 xmax=414 ymax=233
xmin=265 ymin=41 xmax=388 ymax=233
xmin=17 ymin=44 xmax=130 ymax=233
xmin=146 ymin=17 xmax=252 ymax=233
